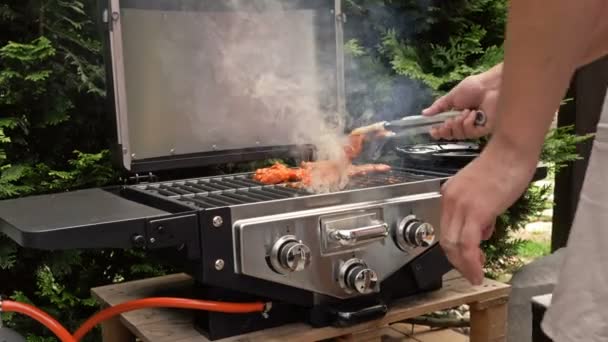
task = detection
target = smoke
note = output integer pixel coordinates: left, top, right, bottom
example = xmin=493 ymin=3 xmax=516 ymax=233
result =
xmin=208 ymin=0 xmax=350 ymax=193
xmin=119 ymin=0 xmax=433 ymax=192
xmin=342 ymin=2 xmax=435 ymax=128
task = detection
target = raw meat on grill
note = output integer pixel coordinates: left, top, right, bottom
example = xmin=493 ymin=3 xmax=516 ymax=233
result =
xmin=253 ymin=162 xmax=301 ymax=184
xmin=253 ymin=161 xmax=392 ymax=188
xmin=254 ymin=128 xmax=392 ymax=188
xmin=344 ymin=133 xmax=365 ymax=161
xmin=348 ymin=163 xmax=392 ymax=177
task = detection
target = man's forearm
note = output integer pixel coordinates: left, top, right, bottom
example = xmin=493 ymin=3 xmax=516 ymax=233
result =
xmin=487 ymin=1 xmax=607 ymax=162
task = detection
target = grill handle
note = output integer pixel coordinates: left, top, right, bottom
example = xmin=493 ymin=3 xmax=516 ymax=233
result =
xmin=329 ymin=221 xmax=389 ymax=246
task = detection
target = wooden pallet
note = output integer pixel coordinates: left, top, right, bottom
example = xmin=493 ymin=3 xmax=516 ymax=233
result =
xmin=91 ymin=271 xmax=509 ymax=342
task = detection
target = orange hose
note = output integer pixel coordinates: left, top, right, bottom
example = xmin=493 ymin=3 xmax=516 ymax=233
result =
xmin=3 ymin=297 xmax=267 ymax=342
xmin=72 ymin=297 xmax=267 ymax=341
xmin=2 ymin=300 xmax=76 ymax=342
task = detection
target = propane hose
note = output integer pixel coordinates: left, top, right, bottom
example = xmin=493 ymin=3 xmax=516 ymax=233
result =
xmin=1 ymin=298 xmax=270 ymax=342
xmin=2 ymin=300 xmax=76 ymax=342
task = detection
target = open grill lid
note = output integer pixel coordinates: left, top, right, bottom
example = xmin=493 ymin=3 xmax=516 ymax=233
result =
xmin=102 ymin=0 xmax=346 ymax=173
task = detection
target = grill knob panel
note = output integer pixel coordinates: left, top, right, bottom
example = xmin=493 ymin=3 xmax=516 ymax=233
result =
xmin=269 ymin=235 xmax=311 ymax=274
xmin=395 ymin=215 xmax=436 ymax=250
xmin=338 ymin=258 xmax=379 ymax=294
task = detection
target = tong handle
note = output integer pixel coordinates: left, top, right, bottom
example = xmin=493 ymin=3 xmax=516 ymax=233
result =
xmin=349 ymin=110 xmax=487 ymax=136
xmin=389 ymin=110 xmax=487 ymax=129
xmin=432 ymin=110 xmax=487 ymax=126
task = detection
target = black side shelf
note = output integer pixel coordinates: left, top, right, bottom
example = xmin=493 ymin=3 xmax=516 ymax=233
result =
xmin=0 ymin=188 xmax=198 ymax=251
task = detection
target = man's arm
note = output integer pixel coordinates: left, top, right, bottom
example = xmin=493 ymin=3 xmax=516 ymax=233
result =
xmin=486 ymin=0 xmax=608 ymax=162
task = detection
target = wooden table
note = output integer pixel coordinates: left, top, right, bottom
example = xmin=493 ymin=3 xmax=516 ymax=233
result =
xmin=91 ymin=271 xmax=510 ymax=342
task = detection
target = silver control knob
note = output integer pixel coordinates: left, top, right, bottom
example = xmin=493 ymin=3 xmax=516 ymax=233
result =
xmin=395 ymin=215 xmax=436 ymax=251
xmin=269 ymin=235 xmax=311 ymax=274
xmin=279 ymin=241 xmax=311 ymax=272
xmin=338 ymin=259 xmax=379 ymax=294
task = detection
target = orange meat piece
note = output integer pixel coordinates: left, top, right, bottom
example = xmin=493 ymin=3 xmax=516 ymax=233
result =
xmin=253 ymin=133 xmax=391 ymax=188
xmin=253 ymin=161 xmax=392 ymax=187
xmin=344 ymin=133 xmax=366 ymax=161
xmin=345 ymin=129 xmax=393 ymax=161
xmin=348 ymin=163 xmax=392 ymax=177
xmin=253 ymin=163 xmax=301 ymax=184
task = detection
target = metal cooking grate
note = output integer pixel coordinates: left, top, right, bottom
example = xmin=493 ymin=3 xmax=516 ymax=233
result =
xmin=129 ymin=170 xmax=420 ymax=210
xmin=343 ymin=171 xmax=420 ymax=190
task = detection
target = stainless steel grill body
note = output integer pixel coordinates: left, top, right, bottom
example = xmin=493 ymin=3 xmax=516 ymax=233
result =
xmin=126 ymin=169 xmax=445 ymax=299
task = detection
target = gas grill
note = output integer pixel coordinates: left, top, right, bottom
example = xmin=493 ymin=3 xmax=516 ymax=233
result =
xmin=0 ymin=0 xmax=545 ymax=340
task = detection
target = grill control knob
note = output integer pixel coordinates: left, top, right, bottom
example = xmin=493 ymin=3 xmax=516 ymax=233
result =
xmin=279 ymin=241 xmax=311 ymax=272
xmin=269 ymin=235 xmax=311 ymax=274
xmin=395 ymin=215 xmax=436 ymax=251
xmin=338 ymin=259 xmax=379 ymax=295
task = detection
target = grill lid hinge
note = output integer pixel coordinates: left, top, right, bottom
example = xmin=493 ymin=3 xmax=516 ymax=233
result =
xmin=128 ymin=172 xmax=158 ymax=184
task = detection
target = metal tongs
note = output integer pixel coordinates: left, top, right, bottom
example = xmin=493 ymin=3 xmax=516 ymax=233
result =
xmin=350 ymin=110 xmax=488 ymax=161
xmin=350 ymin=110 xmax=487 ymax=138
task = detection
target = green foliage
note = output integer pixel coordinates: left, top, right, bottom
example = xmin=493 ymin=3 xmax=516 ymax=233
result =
xmin=343 ymin=0 xmax=507 ymax=121
xmin=0 ymin=1 xmax=165 ymax=341
xmin=0 ymin=150 xmax=116 ymax=199
xmin=482 ymin=182 xmax=551 ymax=273
xmin=541 ymin=125 xmax=595 ymax=173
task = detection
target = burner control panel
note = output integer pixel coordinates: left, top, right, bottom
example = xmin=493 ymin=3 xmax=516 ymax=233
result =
xmin=233 ymin=188 xmax=441 ymax=299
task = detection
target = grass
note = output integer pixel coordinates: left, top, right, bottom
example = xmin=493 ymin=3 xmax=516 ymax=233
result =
xmin=517 ymin=239 xmax=551 ymax=260
xmin=492 ymin=228 xmax=552 ymax=283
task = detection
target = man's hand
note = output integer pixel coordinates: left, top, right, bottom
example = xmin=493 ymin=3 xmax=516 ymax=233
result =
xmin=422 ymin=65 xmax=502 ymax=140
xmin=439 ymin=142 xmax=537 ymax=284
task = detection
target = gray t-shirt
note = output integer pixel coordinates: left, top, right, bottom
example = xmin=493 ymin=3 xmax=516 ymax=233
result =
xmin=542 ymin=87 xmax=608 ymax=341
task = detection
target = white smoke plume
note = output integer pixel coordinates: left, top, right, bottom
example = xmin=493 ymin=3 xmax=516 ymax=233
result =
xmin=120 ymin=0 xmax=364 ymax=193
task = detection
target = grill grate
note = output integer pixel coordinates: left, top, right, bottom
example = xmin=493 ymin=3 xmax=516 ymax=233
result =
xmin=129 ymin=170 xmax=422 ymax=210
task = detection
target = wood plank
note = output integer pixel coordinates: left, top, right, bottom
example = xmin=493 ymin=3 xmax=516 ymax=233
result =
xmin=101 ymin=316 xmax=136 ymax=342
xmin=442 ymin=270 xmax=463 ymax=282
xmin=412 ymin=329 xmax=469 ymax=342
xmin=335 ymin=325 xmax=416 ymax=342
xmin=469 ymin=297 xmax=508 ymax=342
xmin=92 ymin=273 xmax=193 ymax=306
xmin=91 ymin=272 xmax=509 ymax=342
xmin=130 ymin=318 xmax=205 ymax=342
xmin=92 ymin=274 xmax=197 ymax=342
xmin=390 ymin=323 xmax=432 ymax=336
